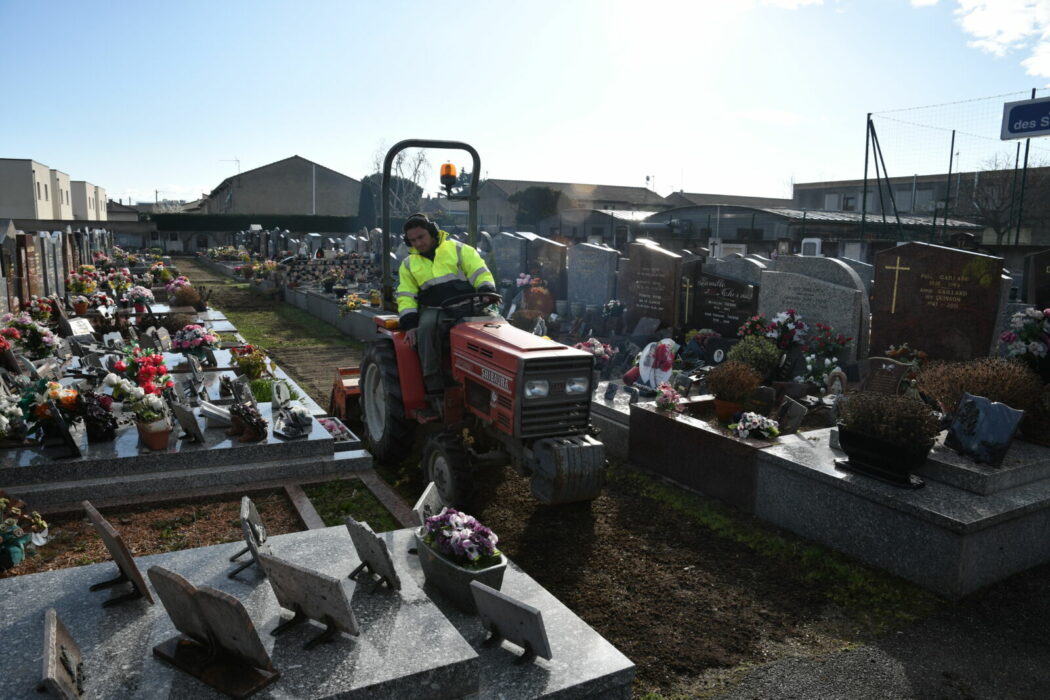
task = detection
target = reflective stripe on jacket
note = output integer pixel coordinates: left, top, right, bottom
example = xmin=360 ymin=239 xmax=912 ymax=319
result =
xmin=396 ymin=230 xmax=495 ymax=318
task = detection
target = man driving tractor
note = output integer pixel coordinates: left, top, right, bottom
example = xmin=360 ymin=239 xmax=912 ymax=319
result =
xmin=395 ymin=213 xmax=498 ymax=394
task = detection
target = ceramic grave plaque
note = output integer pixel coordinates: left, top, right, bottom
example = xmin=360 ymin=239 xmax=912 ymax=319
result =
xmin=82 ymin=500 xmax=154 ymax=606
xmin=776 ymin=397 xmax=807 ymax=435
xmin=470 ymin=581 xmax=553 ymax=662
xmin=945 ymin=393 xmax=1024 ymax=467
xmin=257 ymin=553 xmax=360 ymax=648
xmin=345 ymin=517 xmax=401 ymax=590
xmin=148 ymin=566 xmax=278 ymax=696
xmin=412 ymin=481 xmax=445 ymax=526
xmin=871 ymin=242 xmax=1003 ymax=361
xmin=170 ymin=402 xmax=206 ymax=444
xmin=154 ymin=327 xmax=172 ymax=352
xmin=228 ymin=496 xmax=271 ymax=579
xmin=102 ymin=332 xmax=123 ymax=349
xmin=271 ymin=380 xmax=290 ymax=410
xmin=39 ymin=609 xmax=85 ymax=700
xmin=860 ymin=357 xmax=913 ymax=395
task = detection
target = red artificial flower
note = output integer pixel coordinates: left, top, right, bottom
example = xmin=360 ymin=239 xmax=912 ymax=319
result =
xmin=165 ymin=380 xmax=174 ymax=389
xmin=114 ymin=360 xmax=127 ymax=372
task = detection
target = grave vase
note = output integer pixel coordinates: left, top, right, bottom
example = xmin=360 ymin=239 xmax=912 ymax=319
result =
xmin=414 ymin=529 xmax=506 ymax=614
xmin=136 ymin=418 xmax=172 ymax=451
xmin=713 ymin=399 xmax=744 ymax=424
xmin=133 ymin=303 xmax=146 ymax=313
xmin=72 ymin=301 xmax=89 ymax=316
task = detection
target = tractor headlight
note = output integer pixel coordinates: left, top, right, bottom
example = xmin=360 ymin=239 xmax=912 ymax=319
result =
xmin=565 ymin=376 xmax=590 ymax=394
xmin=523 ymin=379 xmax=549 ymax=399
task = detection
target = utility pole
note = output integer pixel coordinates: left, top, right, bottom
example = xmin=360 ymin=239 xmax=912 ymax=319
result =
xmin=220 ymin=157 xmax=241 ymax=174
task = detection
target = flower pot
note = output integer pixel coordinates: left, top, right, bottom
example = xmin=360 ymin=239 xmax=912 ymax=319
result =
xmin=322 ymin=282 xmax=335 ymax=294
xmin=836 ymin=424 xmax=931 ymax=488
xmin=713 ymin=399 xmax=744 ymax=424
xmin=136 ymin=419 xmax=172 ymax=451
xmin=414 ymin=529 xmax=506 ymax=613
xmin=226 ymin=414 xmax=246 ymax=437
xmin=239 ymin=425 xmax=266 ymax=442
xmin=85 ymin=421 xmax=116 ymax=443
xmin=133 ymin=303 xmax=146 ymax=313
xmin=73 ymin=301 xmax=89 ymax=315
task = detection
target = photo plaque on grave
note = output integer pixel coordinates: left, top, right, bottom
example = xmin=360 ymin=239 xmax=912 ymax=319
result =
xmin=82 ymin=500 xmax=155 ymax=606
xmin=345 ymin=517 xmax=401 ymax=590
xmin=257 ymin=553 xmax=360 ymax=649
xmin=470 ymin=580 xmax=553 ymax=662
xmin=148 ymin=566 xmax=278 ymax=697
xmin=170 ymin=401 xmax=207 ymax=445
xmin=39 ymin=608 xmax=85 ymax=700
xmin=412 ymin=481 xmax=445 ymax=526
xmin=228 ymin=496 xmax=271 ymax=579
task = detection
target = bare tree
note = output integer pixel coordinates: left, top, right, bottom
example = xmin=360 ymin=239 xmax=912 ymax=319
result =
xmin=960 ymin=154 xmax=1050 ymax=245
xmin=367 ymin=142 xmax=430 ymax=216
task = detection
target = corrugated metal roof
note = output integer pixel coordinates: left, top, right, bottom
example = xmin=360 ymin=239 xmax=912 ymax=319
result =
xmin=761 ymin=207 xmax=983 ymax=229
xmin=486 ymin=179 xmax=669 ymax=207
xmin=595 ymin=209 xmax=653 ymax=221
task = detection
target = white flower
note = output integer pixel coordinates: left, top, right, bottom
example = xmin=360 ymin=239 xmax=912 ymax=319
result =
xmin=130 ymin=387 xmax=145 ymax=401
xmin=1030 ymin=341 xmax=1048 ymax=358
xmin=1026 ymin=308 xmax=1044 ymax=320
xmin=1011 ymin=316 xmax=1025 ymax=330
xmin=146 ymin=395 xmax=163 ymax=410
xmin=103 ymin=373 xmax=119 ymax=387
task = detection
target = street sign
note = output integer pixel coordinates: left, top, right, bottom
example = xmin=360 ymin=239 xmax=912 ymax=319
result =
xmin=1001 ymin=95 xmax=1050 ymax=140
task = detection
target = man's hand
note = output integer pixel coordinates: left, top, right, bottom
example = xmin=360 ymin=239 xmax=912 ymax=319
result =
xmin=479 ymin=294 xmax=499 ymax=307
xmin=404 ymin=328 xmax=417 ymax=347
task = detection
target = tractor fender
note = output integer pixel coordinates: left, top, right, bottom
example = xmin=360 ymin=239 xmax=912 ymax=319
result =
xmin=527 ymin=435 xmax=606 ymax=505
xmin=374 ymin=327 xmax=427 ymax=416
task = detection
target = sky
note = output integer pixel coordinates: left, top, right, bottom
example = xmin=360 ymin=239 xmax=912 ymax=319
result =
xmin=3 ymin=0 xmax=1050 ymax=206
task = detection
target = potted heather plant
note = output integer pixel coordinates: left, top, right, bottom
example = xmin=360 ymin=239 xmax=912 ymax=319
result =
xmin=727 ymin=334 xmax=781 ymax=380
xmin=123 ymin=285 xmax=155 ymax=312
xmin=705 ymin=360 xmax=761 ymax=423
xmin=416 ymin=507 xmax=505 ymax=613
xmin=837 ymin=391 xmax=941 ymax=486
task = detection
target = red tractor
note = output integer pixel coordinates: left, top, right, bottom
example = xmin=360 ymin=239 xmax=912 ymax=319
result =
xmin=357 ymin=140 xmax=606 ymax=506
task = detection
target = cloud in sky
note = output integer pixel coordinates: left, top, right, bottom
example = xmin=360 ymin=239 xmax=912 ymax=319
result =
xmin=911 ymin=0 xmax=940 ymax=7
xmin=939 ymin=0 xmax=1050 ymax=79
xmin=760 ymin=0 xmax=824 ymax=7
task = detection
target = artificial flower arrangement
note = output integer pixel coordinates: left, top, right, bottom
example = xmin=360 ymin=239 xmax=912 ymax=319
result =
xmin=149 ymin=261 xmax=173 ymax=283
xmin=17 ymin=379 xmax=79 ymax=429
xmin=123 ymin=285 xmax=155 ymax=307
xmin=0 ymin=393 xmax=27 ymax=441
xmin=89 ymin=291 xmax=114 ymax=308
xmin=77 ymin=264 xmax=97 ymax=276
xmin=602 ymin=299 xmax=627 ymax=318
xmin=1000 ymin=307 xmax=1050 ymax=362
xmin=0 ymin=492 xmax=48 ymax=571
xmin=79 ymin=390 xmax=117 ymax=442
xmin=515 ymin=273 xmax=532 ymax=288
xmin=318 ymin=416 xmax=353 ymax=441
xmin=574 ymin=337 xmax=617 ymax=370
xmin=728 ymin=412 xmax=780 ymax=440
xmin=885 ymin=343 xmax=928 ymax=367
xmin=765 ymin=309 xmax=808 ymax=351
xmin=111 ymin=346 xmax=174 ymax=395
xmin=25 ymin=296 xmax=53 ymax=323
xmin=795 ymin=356 xmax=842 ymax=387
xmin=111 ymin=245 xmax=129 ymax=263
xmin=229 ymin=402 xmax=268 ymax=440
xmin=105 ymin=267 xmax=133 ymax=294
xmin=793 ymin=322 xmax=852 ymax=387
xmin=207 ymin=246 xmax=241 ymax=261
xmin=233 ymin=264 xmax=254 ymax=279
xmin=420 ymin=507 xmax=501 ymax=569
xmin=232 ymin=344 xmax=268 ymax=379
xmin=172 ymin=324 xmax=218 ymax=353
xmin=685 ymin=328 xmax=721 ymax=347
xmin=165 ymin=275 xmax=192 ymax=292
xmin=737 ymin=314 xmax=770 ymax=339
xmin=654 ymin=381 xmax=684 ymax=413
xmin=92 ymin=251 xmax=111 ymax=266
xmin=106 ymin=374 xmax=168 ymax=424
xmin=2 ymin=312 xmax=56 ymax=359
xmin=65 ymin=271 xmax=97 ymax=295
xmin=339 ymin=293 xmax=367 ymax=316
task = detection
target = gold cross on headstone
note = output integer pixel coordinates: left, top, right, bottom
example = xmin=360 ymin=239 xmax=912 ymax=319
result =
xmin=681 ymin=278 xmax=694 ymax=325
xmin=885 ymin=256 xmax=910 ymax=314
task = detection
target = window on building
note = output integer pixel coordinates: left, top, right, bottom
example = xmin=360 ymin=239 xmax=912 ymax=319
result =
xmin=169 ymin=233 xmax=178 ymax=241
xmin=44 ymin=184 xmax=48 ymax=201
xmin=150 ymin=232 xmax=160 ymax=241
xmin=823 ymin=193 xmax=840 ymax=210
xmin=36 ymin=182 xmax=41 ymax=199
xmin=842 ymin=195 xmax=855 ymax=211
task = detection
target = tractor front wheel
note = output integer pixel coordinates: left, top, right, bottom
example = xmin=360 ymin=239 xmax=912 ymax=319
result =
xmin=422 ymin=433 xmax=475 ymax=507
xmin=360 ymin=340 xmax=414 ymax=463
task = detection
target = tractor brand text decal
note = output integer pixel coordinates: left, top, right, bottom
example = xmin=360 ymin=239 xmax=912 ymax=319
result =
xmin=480 ymin=367 xmax=511 ymax=392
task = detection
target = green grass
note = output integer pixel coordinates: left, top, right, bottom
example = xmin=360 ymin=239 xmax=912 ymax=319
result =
xmin=304 ymin=479 xmax=400 ymax=531
xmin=248 ymin=378 xmax=302 ymax=404
xmin=609 ymin=464 xmax=941 ymax=632
xmin=224 ymin=306 xmax=361 ymax=349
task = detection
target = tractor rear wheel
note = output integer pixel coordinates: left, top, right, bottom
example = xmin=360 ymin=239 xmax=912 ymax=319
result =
xmin=422 ymin=432 xmax=475 ymax=507
xmin=360 ymin=340 xmax=414 ymax=463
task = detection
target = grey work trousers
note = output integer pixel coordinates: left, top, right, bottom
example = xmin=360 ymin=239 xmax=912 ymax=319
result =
xmin=417 ymin=306 xmax=453 ymax=393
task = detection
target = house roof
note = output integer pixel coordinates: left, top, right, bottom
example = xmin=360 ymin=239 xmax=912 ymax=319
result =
xmin=650 ymin=204 xmax=983 ymax=229
xmin=106 ymin=200 xmax=138 ymax=214
xmin=484 ymin=179 xmax=669 ymax=208
xmin=793 ymin=166 xmax=1050 ymax=190
xmin=207 ymin=155 xmax=359 ymax=197
xmin=666 ymin=191 xmax=792 ymax=208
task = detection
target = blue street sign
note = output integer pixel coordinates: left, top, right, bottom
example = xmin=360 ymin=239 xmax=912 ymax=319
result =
xmin=1001 ymin=96 xmax=1050 ymax=140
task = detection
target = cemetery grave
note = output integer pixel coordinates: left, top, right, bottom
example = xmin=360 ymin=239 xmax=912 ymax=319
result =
xmin=16 ymin=234 xmax=1050 ymax=697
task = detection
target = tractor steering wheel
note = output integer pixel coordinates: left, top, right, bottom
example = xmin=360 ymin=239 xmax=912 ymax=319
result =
xmin=439 ymin=291 xmax=503 ymax=311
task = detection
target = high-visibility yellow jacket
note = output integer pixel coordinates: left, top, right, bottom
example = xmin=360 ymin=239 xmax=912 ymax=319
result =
xmin=396 ymin=229 xmax=496 ymax=329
